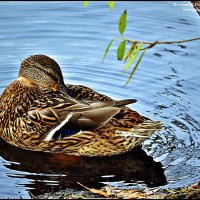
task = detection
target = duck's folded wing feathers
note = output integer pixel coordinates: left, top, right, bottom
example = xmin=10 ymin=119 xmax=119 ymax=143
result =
xmin=66 ymin=99 xmax=137 ymax=130
xmin=27 ymin=92 xmax=91 ymax=125
xmin=28 ymin=91 xmax=137 ymax=125
xmin=67 ymin=106 xmax=120 ymax=130
xmin=27 ymin=91 xmax=136 ymax=140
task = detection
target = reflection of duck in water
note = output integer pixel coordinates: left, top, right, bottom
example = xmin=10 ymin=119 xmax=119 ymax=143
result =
xmin=0 ymin=138 xmax=167 ymax=196
xmin=0 ymin=54 xmax=163 ymax=156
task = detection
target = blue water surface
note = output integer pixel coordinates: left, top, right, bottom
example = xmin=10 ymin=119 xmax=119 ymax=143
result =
xmin=0 ymin=1 xmax=200 ymax=198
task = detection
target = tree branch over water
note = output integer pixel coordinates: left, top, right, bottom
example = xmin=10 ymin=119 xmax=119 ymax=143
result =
xmin=103 ymin=10 xmax=200 ymax=85
xmin=123 ymin=37 xmax=200 ymax=50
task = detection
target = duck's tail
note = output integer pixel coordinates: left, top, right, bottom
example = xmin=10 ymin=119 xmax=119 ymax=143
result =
xmin=133 ymin=120 xmax=164 ymax=132
xmin=117 ymin=120 xmax=164 ymax=139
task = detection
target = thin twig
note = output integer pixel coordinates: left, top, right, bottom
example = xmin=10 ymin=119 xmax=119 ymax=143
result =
xmin=123 ymin=37 xmax=200 ymax=45
xmin=141 ymin=40 xmax=159 ymax=50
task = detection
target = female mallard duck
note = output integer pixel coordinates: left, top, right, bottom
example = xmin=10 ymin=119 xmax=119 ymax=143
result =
xmin=0 ymin=54 xmax=163 ymax=157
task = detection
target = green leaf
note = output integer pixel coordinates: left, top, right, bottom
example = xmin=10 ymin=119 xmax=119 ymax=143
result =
xmin=124 ymin=42 xmax=137 ymax=63
xmin=122 ymin=43 xmax=143 ymax=73
xmin=108 ymin=1 xmax=115 ymax=9
xmin=125 ymin=49 xmax=147 ymax=86
xmin=83 ymin=1 xmax=89 ymax=7
xmin=117 ymin=40 xmax=126 ymax=60
xmin=118 ymin=9 xmax=127 ymax=35
xmin=103 ymin=38 xmax=115 ymax=61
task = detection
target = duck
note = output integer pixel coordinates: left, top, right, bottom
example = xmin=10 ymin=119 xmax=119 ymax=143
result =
xmin=0 ymin=54 xmax=163 ymax=157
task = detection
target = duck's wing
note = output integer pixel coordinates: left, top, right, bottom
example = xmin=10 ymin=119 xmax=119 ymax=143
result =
xmin=27 ymin=91 xmax=136 ymax=140
xmin=66 ymin=98 xmax=137 ymax=131
xmin=65 ymin=84 xmax=149 ymax=126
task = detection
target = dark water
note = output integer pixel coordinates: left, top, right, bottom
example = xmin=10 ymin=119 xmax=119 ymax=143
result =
xmin=0 ymin=1 xmax=199 ymax=198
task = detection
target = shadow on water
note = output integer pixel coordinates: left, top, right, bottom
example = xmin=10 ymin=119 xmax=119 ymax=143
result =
xmin=0 ymin=138 xmax=167 ymax=196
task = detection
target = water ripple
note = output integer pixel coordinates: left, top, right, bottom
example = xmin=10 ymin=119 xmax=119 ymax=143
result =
xmin=0 ymin=1 xmax=200 ymax=198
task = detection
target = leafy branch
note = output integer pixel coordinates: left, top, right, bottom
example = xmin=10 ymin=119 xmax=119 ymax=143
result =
xmin=124 ymin=37 xmax=200 ymax=50
xmin=103 ymin=10 xmax=200 ymax=85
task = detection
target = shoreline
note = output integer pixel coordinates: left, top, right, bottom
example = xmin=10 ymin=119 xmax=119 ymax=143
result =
xmin=34 ymin=180 xmax=200 ymax=199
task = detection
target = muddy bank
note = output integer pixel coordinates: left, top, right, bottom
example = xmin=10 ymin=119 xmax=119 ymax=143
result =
xmin=35 ymin=180 xmax=200 ymax=199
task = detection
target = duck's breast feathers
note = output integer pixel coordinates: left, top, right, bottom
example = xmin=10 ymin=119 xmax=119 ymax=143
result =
xmin=0 ymin=79 xmax=38 ymax=120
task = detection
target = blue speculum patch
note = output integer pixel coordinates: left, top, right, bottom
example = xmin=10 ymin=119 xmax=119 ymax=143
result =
xmin=53 ymin=127 xmax=80 ymax=139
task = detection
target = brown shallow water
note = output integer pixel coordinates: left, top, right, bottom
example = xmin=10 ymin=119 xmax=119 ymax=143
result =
xmin=0 ymin=1 xmax=200 ymax=198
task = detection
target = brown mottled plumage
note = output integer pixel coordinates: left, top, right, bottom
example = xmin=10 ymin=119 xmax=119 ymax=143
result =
xmin=0 ymin=54 xmax=163 ymax=156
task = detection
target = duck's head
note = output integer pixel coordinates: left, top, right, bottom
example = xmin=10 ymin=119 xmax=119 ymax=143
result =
xmin=19 ymin=54 xmax=67 ymax=92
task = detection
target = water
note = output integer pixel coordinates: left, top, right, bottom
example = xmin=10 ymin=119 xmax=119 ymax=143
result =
xmin=0 ymin=1 xmax=199 ymax=198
